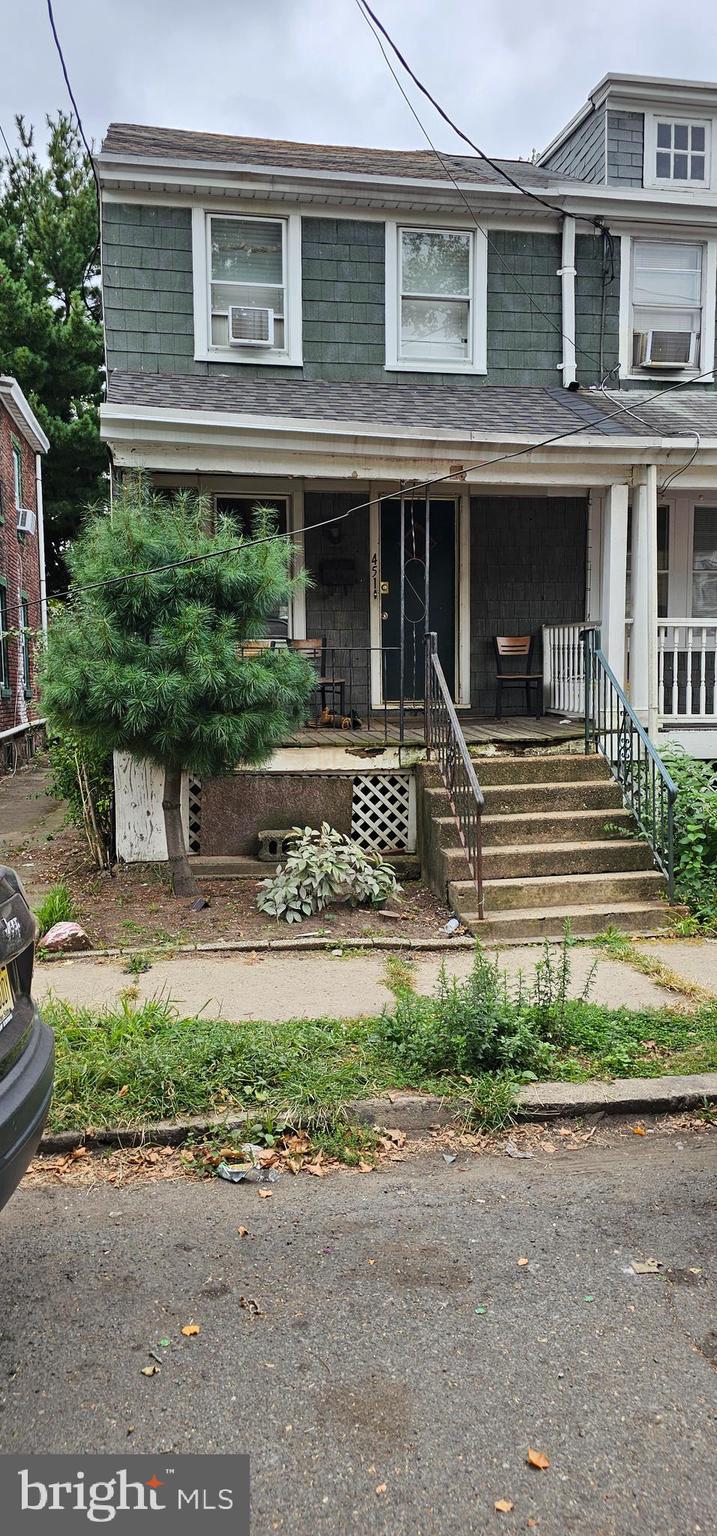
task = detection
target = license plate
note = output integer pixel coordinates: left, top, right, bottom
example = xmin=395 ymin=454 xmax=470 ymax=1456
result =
xmin=0 ymin=965 xmax=13 ymax=1020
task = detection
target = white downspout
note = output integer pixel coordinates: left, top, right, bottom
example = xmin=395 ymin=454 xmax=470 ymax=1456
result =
xmin=35 ymin=452 xmax=48 ymax=632
xmin=646 ymin=464 xmax=659 ymax=740
xmin=558 ymin=215 xmax=577 ymax=387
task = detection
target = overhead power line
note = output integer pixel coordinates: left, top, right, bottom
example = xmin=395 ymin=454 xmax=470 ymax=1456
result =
xmin=355 ymin=0 xmax=605 ymax=375
xmin=18 ymin=366 xmax=713 ymax=624
xmin=356 ymin=0 xmax=605 ymax=232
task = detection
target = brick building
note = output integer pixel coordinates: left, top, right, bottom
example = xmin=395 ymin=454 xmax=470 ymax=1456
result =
xmin=0 ymin=377 xmax=49 ymax=767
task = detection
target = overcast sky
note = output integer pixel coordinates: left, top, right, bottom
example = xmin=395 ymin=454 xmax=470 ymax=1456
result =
xmin=4 ymin=0 xmax=717 ymax=163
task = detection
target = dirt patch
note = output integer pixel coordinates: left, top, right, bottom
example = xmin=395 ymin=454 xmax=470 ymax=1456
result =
xmin=22 ymin=822 xmax=450 ymax=948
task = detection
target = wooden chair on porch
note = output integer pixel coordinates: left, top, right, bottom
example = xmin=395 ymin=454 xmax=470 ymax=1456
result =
xmin=493 ymin=635 xmax=543 ymax=719
xmin=289 ymin=637 xmax=347 ymax=724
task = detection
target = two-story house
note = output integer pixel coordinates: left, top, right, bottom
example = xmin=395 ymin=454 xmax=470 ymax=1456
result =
xmin=0 ymin=376 xmax=48 ymax=770
xmin=98 ymin=73 xmax=717 ymax=937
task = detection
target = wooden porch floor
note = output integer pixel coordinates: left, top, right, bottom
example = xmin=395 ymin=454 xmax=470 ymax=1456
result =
xmin=282 ymin=714 xmax=583 ymax=750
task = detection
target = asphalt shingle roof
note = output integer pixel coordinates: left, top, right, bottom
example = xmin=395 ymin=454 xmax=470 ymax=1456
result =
xmin=107 ymin=372 xmax=634 ymax=438
xmin=601 ymin=389 xmax=717 ymax=439
xmin=100 ymin=123 xmax=584 ymax=189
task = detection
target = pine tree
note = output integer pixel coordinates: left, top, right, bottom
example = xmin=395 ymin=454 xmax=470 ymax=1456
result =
xmin=0 ymin=113 xmax=105 ymax=588
xmin=41 ymin=480 xmax=315 ymax=894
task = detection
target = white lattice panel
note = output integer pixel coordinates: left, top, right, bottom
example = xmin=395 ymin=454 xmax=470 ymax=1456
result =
xmin=351 ymin=772 xmax=415 ymax=852
xmin=188 ymin=778 xmax=202 ymax=854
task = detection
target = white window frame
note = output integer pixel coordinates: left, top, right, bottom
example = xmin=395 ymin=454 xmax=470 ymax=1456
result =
xmin=618 ymin=232 xmax=717 ymax=382
xmin=384 ymin=222 xmax=487 ymax=375
xmin=213 ymin=489 xmax=305 ymax=637
xmin=644 ymin=113 xmax=712 ymax=191
xmin=191 ymin=208 xmax=303 ymax=366
xmin=11 ymin=439 xmax=23 ymax=508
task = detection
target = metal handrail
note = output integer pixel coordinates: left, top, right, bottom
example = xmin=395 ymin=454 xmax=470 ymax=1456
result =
xmin=581 ymin=627 xmax=677 ymax=900
xmin=424 ymin=632 xmax=485 ymax=917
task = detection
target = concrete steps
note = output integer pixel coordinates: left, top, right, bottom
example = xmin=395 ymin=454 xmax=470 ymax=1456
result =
xmin=481 ymin=838 xmax=655 ymax=880
xmin=416 ymin=753 xmax=676 ymax=942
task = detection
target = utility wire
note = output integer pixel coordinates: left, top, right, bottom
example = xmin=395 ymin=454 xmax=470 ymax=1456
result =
xmin=17 ymin=366 xmax=714 ymax=623
xmin=45 ymin=0 xmax=101 ymax=208
xmin=354 ymin=0 xmax=605 ymax=375
xmin=356 ymin=0 xmax=605 ymax=232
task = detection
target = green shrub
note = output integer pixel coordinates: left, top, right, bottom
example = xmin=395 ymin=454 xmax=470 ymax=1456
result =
xmin=379 ymin=947 xmax=553 ymax=1078
xmin=378 ymin=931 xmax=596 ymax=1080
xmin=257 ymin=822 xmax=401 ymax=923
xmin=661 ymin=747 xmax=717 ymax=925
xmin=35 ymin=882 xmax=77 ymax=938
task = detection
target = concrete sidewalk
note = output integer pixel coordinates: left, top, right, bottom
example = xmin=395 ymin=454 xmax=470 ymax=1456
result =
xmin=34 ymin=941 xmax=686 ymax=1020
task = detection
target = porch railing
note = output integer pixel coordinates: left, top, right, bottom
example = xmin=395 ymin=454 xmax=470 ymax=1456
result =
xmin=240 ymin=641 xmax=401 ymax=743
xmin=657 ymin=621 xmax=717 ymax=720
xmin=542 ymin=623 xmax=587 ymax=716
xmin=543 ymin=621 xmax=633 ymax=713
xmin=581 ymin=627 xmax=676 ymax=899
xmin=424 ymin=632 xmax=485 ymax=917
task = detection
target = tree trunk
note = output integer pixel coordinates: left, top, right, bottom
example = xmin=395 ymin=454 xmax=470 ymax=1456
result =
xmin=162 ymin=765 xmax=197 ymax=896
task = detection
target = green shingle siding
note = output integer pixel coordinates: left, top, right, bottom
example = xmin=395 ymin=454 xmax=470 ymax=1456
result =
xmin=574 ymin=232 xmax=620 ymax=386
xmin=606 ymin=111 xmax=644 ymax=187
xmin=102 ymin=207 xmax=580 ymax=389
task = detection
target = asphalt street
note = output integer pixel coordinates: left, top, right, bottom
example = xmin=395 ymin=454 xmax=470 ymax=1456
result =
xmin=1 ymin=1132 xmax=716 ymax=1535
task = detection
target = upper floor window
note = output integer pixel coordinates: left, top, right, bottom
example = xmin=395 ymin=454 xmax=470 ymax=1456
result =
xmin=191 ymin=209 xmax=302 ymax=366
xmin=11 ymin=440 xmax=22 ymax=508
xmin=630 ymin=239 xmax=706 ymax=371
xmin=656 ymin=120 xmax=707 ymax=183
xmin=385 ymin=223 xmax=487 ymax=374
xmin=645 ymin=114 xmax=711 ymax=189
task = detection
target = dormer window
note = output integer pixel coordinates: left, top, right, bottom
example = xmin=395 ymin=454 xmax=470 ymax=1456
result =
xmin=645 ymin=114 xmax=711 ymax=189
xmin=656 ymin=121 xmax=706 ymax=181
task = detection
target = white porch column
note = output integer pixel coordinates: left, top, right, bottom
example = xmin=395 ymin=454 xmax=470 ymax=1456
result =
xmin=630 ymin=466 xmax=658 ymax=733
xmin=600 ymin=482 xmax=629 ymax=687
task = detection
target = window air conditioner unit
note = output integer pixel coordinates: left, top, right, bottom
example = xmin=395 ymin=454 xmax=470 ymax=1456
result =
xmin=16 ymin=507 xmax=36 ymax=535
xmin=227 ymin=305 xmax=274 ymax=348
xmin=635 ymin=329 xmax=697 ymax=368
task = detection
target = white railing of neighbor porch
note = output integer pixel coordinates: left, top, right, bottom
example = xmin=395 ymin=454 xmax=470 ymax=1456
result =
xmin=657 ymin=621 xmax=717 ymax=720
xmin=542 ymin=623 xmax=586 ymax=716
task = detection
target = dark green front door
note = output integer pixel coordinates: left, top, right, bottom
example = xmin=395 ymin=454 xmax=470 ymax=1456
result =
xmin=380 ymin=498 xmax=456 ymax=701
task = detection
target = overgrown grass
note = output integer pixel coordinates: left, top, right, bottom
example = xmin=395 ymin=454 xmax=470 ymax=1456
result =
xmin=590 ymin=927 xmax=712 ymax=1003
xmin=42 ymin=934 xmax=717 ymax=1136
xmin=35 ymin=882 xmax=77 ymax=939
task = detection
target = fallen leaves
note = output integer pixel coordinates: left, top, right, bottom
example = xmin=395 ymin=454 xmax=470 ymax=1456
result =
xmin=374 ymin=1484 xmax=387 ymax=1496
xmin=631 ymin=1258 xmax=663 ymax=1275
xmin=495 ymin=1498 xmax=514 ymax=1512
xmin=141 ymin=1364 xmax=160 ymax=1377
xmin=259 ymin=1188 xmax=273 ymax=1199
xmin=632 ymin=1124 xmax=646 ymax=1136
xmin=517 ymin=1256 xmax=529 ymax=1267
xmin=181 ymin=1323 xmax=200 ymax=1337
xmin=527 ymin=1449 xmax=550 ymax=1471
xmin=237 ymin=1226 xmax=249 ymax=1237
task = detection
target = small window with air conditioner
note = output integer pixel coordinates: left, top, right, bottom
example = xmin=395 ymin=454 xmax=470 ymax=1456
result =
xmin=193 ymin=210 xmax=302 ymax=366
xmin=631 ymin=240 xmax=704 ymax=372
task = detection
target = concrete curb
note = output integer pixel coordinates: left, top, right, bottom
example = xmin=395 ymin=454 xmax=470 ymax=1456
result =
xmin=39 ymin=1072 xmax=717 ymax=1153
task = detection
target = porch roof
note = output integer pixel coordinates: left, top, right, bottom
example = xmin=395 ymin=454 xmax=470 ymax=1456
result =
xmin=601 ymin=389 xmax=717 ymax=443
xmin=106 ymin=371 xmax=632 ymax=439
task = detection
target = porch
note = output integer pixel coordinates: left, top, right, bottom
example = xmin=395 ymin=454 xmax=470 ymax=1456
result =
xmin=281 ymin=713 xmax=581 ymax=750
